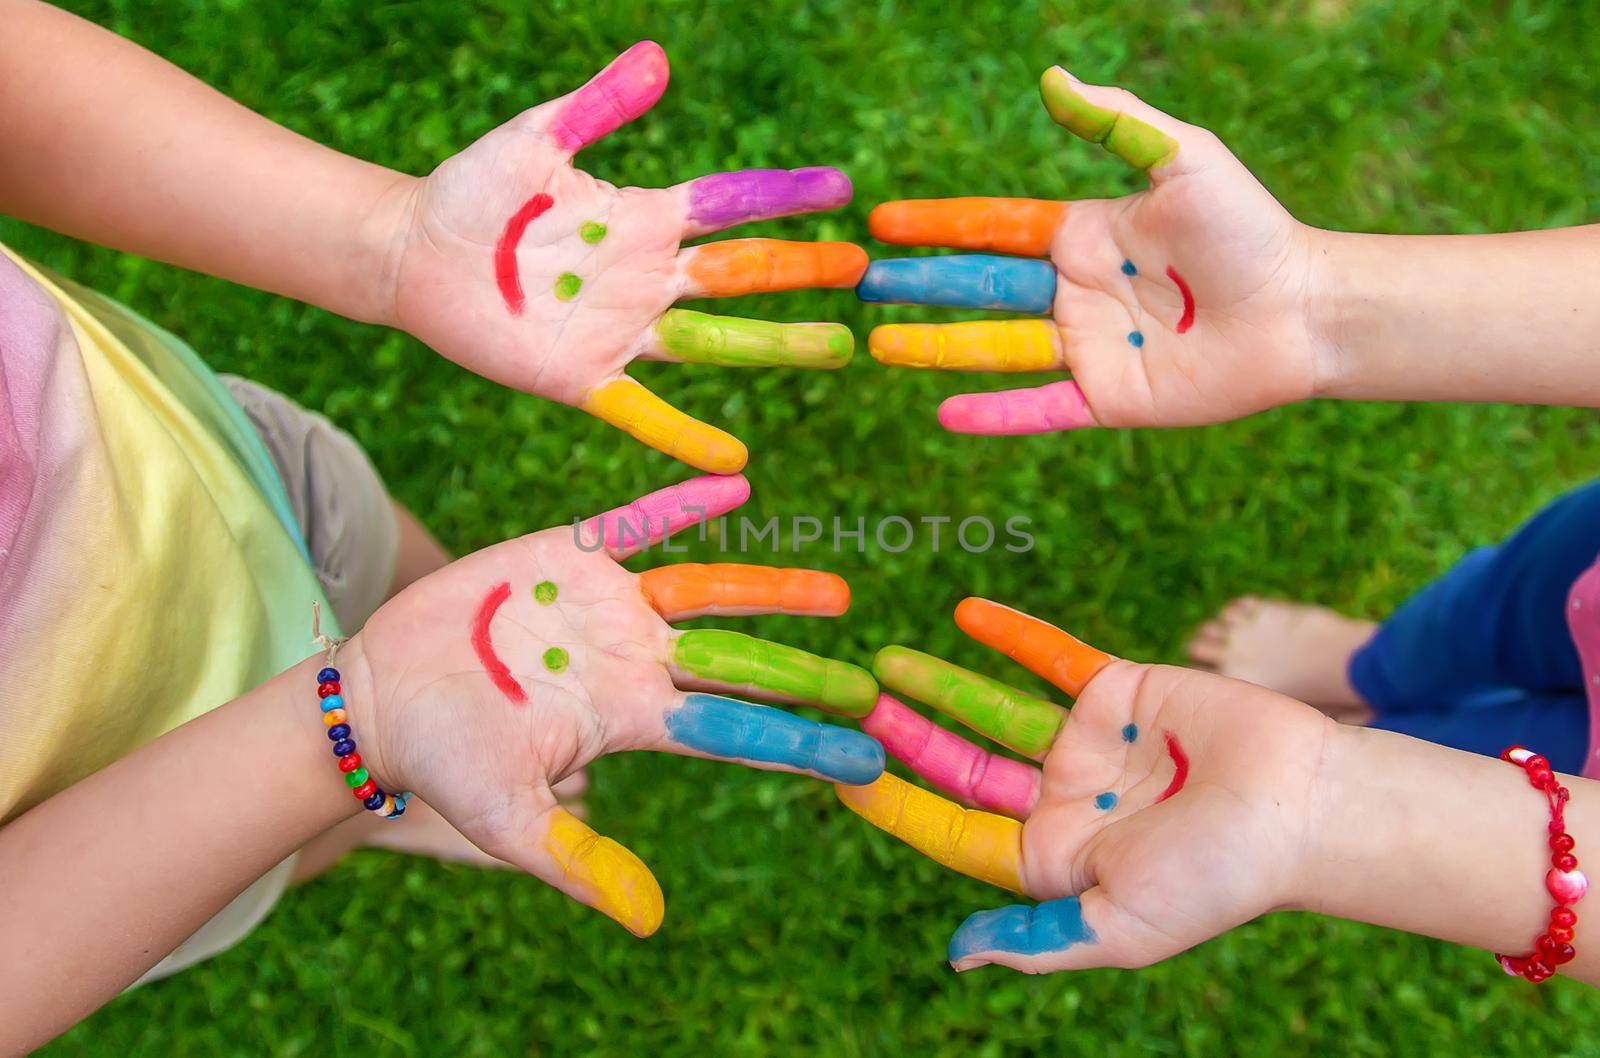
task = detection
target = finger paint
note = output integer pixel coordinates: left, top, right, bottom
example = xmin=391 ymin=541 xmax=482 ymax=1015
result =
xmin=1127 ymin=331 xmax=1144 ymax=348
xmin=857 ymin=255 xmax=1056 ymax=314
xmin=1093 ymin=792 xmax=1117 ymax=810
xmin=577 ymin=473 xmax=750 ymax=557
xmin=548 ymin=41 xmax=670 ymax=154
xmin=654 ymin=309 xmax=853 ymax=369
xmin=672 ymin=629 xmax=878 ymax=717
xmin=665 ymin=692 xmax=884 ymax=784
xmin=543 ymin=647 xmax=569 ymax=672
xmin=868 ymin=198 xmax=1066 ymax=257
xmin=684 ymin=239 xmax=868 ymax=297
xmin=1121 ymin=259 xmax=1137 ymax=276
xmin=834 ymin=774 xmax=1025 ymax=893
xmin=581 ymin=378 xmax=748 ymax=474
xmin=543 ymin=807 xmax=664 ymax=937
xmin=869 ymin=320 xmax=1057 ymax=372
xmin=952 ymin=598 xmax=1113 ymax=698
xmin=555 ymin=273 xmax=583 ymax=301
xmin=638 ymin=564 xmax=849 ymax=619
xmin=1166 ymin=265 xmax=1195 ymax=333
xmin=1156 ymin=730 xmax=1189 ymax=803
xmin=579 ymin=221 xmax=608 ymax=245
xmin=687 ymin=168 xmax=852 ymax=229
xmin=861 ymin=694 xmax=1039 ymax=819
xmin=947 ymin=896 xmax=1095 ymax=967
xmin=937 ymin=379 xmax=1097 ymax=435
xmin=534 ymin=581 xmax=559 ymax=605
xmin=494 ymin=193 xmax=554 ymax=315
xmin=1121 ymin=723 xmax=1139 ymax=743
xmin=872 ymin=646 xmax=1063 ymax=757
xmin=471 ymin=581 xmax=526 ymax=705
xmin=1039 ymin=68 xmax=1178 ymax=171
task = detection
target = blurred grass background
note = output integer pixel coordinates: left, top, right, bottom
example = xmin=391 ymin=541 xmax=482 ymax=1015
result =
xmin=9 ymin=0 xmax=1600 ymax=1053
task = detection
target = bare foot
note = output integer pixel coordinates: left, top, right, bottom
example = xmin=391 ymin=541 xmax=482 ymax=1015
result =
xmin=1187 ymin=596 xmax=1376 ymax=722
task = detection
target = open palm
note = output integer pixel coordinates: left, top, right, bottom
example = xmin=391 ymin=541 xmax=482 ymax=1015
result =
xmin=859 ymin=66 xmax=1325 ymax=434
xmin=388 ymin=42 xmax=865 ymax=473
xmin=837 ymin=597 xmax=1333 ymax=972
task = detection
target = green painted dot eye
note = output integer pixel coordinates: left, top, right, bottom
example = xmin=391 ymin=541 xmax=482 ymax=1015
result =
xmin=579 ymin=221 xmax=607 ymax=245
xmin=554 ymin=273 xmax=582 ymax=301
xmin=533 ymin=581 xmax=558 ymax=605
xmin=542 ymin=647 xmax=569 ymax=672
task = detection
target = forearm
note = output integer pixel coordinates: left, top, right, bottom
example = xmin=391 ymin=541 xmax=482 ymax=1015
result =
xmin=0 ymin=0 xmax=413 ymax=324
xmin=0 ymin=647 xmax=369 ymax=1052
xmin=1310 ymin=224 xmax=1600 ymax=407
xmin=1302 ymin=724 xmax=1600 ymax=984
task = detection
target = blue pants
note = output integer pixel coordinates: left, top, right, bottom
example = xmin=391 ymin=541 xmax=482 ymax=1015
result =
xmin=1348 ymin=480 xmax=1600 ymax=774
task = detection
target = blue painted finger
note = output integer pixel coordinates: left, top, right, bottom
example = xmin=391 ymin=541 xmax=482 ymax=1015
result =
xmin=948 ymin=896 xmax=1097 ymax=972
xmin=664 ymin=692 xmax=885 ymax=784
xmin=856 ymin=255 xmax=1057 ymax=313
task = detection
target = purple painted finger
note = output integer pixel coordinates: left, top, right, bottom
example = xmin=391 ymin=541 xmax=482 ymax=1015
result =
xmin=684 ymin=168 xmax=853 ymax=236
xmin=938 ymin=380 xmax=1098 ymax=435
xmin=862 ymin=694 xmax=1041 ymax=819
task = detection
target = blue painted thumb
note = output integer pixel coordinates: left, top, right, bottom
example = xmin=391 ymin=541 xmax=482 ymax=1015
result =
xmin=947 ymin=896 xmax=1097 ymax=974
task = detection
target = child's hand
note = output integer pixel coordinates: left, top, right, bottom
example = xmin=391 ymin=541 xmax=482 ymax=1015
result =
xmin=340 ymin=474 xmax=883 ymax=936
xmin=858 ymin=66 xmax=1326 ymax=434
xmin=381 ymin=42 xmax=865 ymax=474
xmin=836 ymin=598 xmax=1334 ymax=972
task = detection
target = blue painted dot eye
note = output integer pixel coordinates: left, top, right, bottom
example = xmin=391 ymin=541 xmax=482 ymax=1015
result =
xmin=1094 ymin=791 xmax=1118 ymax=811
xmin=1127 ymin=331 xmax=1145 ymax=348
xmin=1120 ymin=259 xmax=1137 ymax=276
xmin=1121 ymin=723 xmax=1139 ymax=743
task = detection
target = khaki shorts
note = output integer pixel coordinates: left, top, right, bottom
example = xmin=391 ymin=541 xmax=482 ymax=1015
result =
xmin=134 ymin=376 xmax=399 ymax=986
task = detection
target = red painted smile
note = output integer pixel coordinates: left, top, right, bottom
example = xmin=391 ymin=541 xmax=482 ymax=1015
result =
xmin=472 ymin=580 xmax=526 ymax=704
xmin=494 ymin=193 xmax=555 ymax=315
xmin=1156 ymin=730 xmax=1189 ymax=803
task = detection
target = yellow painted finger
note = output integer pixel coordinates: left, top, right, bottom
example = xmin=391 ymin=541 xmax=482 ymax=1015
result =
xmin=582 ymin=377 xmax=748 ymax=474
xmin=869 ymin=319 xmax=1060 ymax=372
xmin=836 ymin=774 xmax=1024 ymax=893
xmin=544 ymin=807 xmax=665 ymax=937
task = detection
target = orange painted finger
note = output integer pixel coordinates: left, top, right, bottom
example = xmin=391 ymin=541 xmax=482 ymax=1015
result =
xmin=868 ymin=198 xmax=1067 ymax=256
xmin=639 ymin=564 xmax=850 ymax=621
xmin=680 ymin=239 xmax=868 ymax=299
xmin=955 ymin=597 xmax=1113 ymax=698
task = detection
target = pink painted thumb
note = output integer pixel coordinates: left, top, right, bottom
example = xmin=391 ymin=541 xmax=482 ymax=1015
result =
xmin=581 ymin=473 xmax=750 ymax=559
xmin=937 ymin=380 xmax=1097 ymax=435
xmin=548 ymin=41 xmax=670 ymax=153
xmin=861 ymin=694 xmax=1040 ymax=819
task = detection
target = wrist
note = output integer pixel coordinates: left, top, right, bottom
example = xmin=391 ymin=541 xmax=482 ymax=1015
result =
xmin=344 ymin=170 xmax=422 ymax=329
xmin=304 ymin=635 xmax=404 ymax=802
xmin=1301 ymin=226 xmax=1366 ymax=402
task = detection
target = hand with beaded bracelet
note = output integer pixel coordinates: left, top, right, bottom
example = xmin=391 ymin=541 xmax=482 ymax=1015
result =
xmin=828 ymin=598 xmax=1600 ymax=983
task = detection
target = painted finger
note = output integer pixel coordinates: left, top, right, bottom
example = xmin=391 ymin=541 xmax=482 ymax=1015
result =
xmin=680 ymin=167 xmax=854 ymax=239
xmin=642 ymin=309 xmax=853 ymax=369
xmin=869 ymin=320 xmax=1062 ymax=372
xmin=658 ymin=692 xmax=884 ymax=785
xmin=862 ymin=694 xmax=1041 ymax=819
xmin=577 ymin=473 xmax=750 ymax=561
xmin=869 ymin=198 xmax=1067 ymax=256
xmin=678 ymin=239 xmax=868 ymax=299
xmin=857 ymin=255 xmax=1056 ymax=314
xmin=937 ymin=380 xmax=1098 ymax=434
xmin=670 ymin=628 xmax=878 ymax=718
xmin=834 ymin=774 xmax=1024 ymax=893
xmin=873 ymin=646 xmax=1064 ymax=759
xmin=543 ymin=41 xmax=670 ymax=155
xmin=949 ymin=888 xmax=1158 ymax=972
xmin=580 ymin=377 xmax=747 ymax=475
xmin=954 ymin=597 xmax=1113 ymax=698
xmin=1039 ymin=67 xmax=1181 ymax=174
xmin=639 ymin=564 xmax=849 ymax=621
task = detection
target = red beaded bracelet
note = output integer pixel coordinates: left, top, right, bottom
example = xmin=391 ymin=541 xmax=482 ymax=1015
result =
xmin=1496 ymin=745 xmax=1585 ymax=982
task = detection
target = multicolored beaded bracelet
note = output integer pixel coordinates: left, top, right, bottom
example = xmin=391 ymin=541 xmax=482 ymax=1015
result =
xmin=312 ymin=603 xmax=409 ymax=821
xmin=1496 ymin=745 xmax=1585 ymax=982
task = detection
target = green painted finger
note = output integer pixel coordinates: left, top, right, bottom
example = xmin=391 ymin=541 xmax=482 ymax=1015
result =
xmin=673 ymin=629 xmax=878 ymax=717
xmin=1039 ymin=68 xmax=1178 ymax=172
xmin=873 ymin=646 xmax=1065 ymax=758
xmin=654 ymin=309 xmax=854 ymax=368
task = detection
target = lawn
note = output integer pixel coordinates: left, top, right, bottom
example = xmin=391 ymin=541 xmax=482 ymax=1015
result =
xmin=11 ymin=0 xmax=1600 ymax=1053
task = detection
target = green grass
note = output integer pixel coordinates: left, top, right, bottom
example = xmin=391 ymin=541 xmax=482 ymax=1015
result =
xmin=10 ymin=0 xmax=1600 ymax=1052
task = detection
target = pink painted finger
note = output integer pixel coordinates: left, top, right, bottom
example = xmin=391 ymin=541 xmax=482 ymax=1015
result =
xmin=578 ymin=474 xmax=750 ymax=560
xmin=681 ymin=168 xmax=854 ymax=239
xmin=546 ymin=41 xmax=670 ymax=154
xmin=862 ymin=694 xmax=1041 ymax=820
xmin=937 ymin=380 xmax=1098 ymax=435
